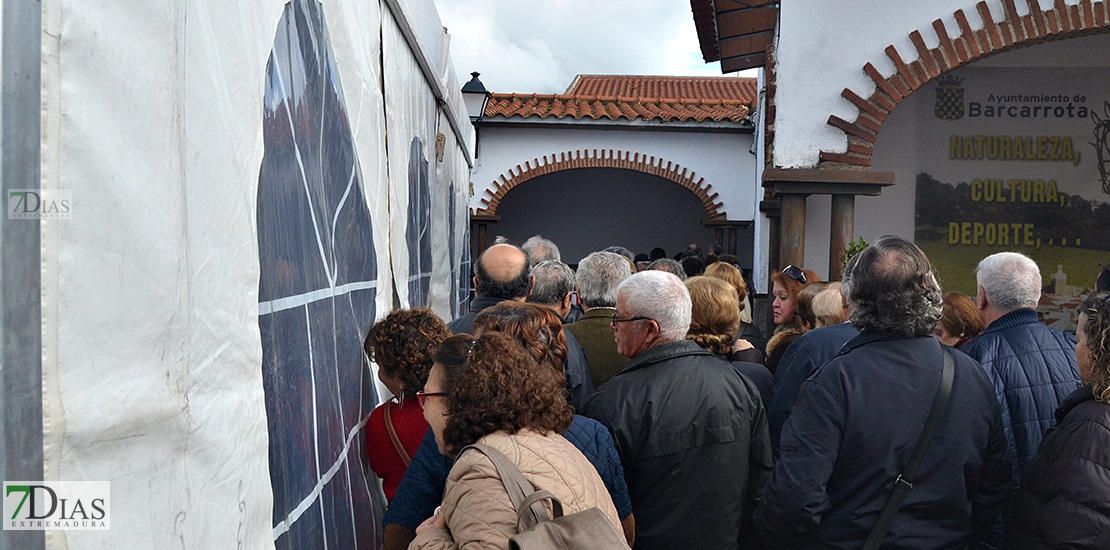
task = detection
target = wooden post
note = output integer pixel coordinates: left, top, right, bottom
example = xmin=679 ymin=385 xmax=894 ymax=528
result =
xmin=829 ymin=194 xmax=855 ymax=280
xmin=780 ymin=194 xmax=807 ymax=269
xmin=469 ymin=214 xmax=499 ymax=261
xmin=761 ymin=200 xmax=781 ymax=275
xmin=763 ymin=168 xmax=894 ymax=279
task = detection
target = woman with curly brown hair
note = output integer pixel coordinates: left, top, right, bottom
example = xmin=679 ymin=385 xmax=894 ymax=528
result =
xmin=363 ymin=308 xmax=450 ymax=501
xmin=409 ymin=333 xmax=623 ymax=549
xmin=472 ymin=302 xmax=583 ymax=407
xmin=1010 ymin=291 xmax=1110 ymax=547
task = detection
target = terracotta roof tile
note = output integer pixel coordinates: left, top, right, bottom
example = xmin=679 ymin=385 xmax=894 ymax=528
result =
xmin=485 ymin=75 xmax=756 ymax=123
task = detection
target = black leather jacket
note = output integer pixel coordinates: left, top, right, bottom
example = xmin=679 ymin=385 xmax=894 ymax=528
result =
xmin=583 ymin=340 xmax=772 ymax=550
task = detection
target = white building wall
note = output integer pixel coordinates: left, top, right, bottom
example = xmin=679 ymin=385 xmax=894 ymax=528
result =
xmin=470 ymin=124 xmax=759 ymax=221
xmin=774 ymin=0 xmax=1072 ymax=169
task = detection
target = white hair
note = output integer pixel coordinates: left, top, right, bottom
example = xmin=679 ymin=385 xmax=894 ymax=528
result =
xmin=618 ymin=270 xmax=691 ymax=342
xmin=976 ymin=252 xmax=1042 ymax=312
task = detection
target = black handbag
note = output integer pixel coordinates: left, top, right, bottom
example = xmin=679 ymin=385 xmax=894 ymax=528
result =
xmin=460 ymin=443 xmax=630 ymax=550
xmin=862 ymin=347 xmax=956 ymax=550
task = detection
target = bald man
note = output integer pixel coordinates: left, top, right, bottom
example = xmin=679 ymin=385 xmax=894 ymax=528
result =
xmin=447 ymin=243 xmax=533 ymax=334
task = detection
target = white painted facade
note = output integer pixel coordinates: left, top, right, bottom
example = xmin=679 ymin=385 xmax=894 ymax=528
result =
xmin=773 ymin=0 xmax=1078 ymax=169
xmin=469 ymin=120 xmax=758 ymax=221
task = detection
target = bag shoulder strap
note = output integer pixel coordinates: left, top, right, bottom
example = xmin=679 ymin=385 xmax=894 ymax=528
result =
xmin=461 ymin=443 xmax=551 ymax=527
xmin=862 ymin=347 xmax=955 ymax=550
xmin=383 ymin=402 xmax=411 ymax=467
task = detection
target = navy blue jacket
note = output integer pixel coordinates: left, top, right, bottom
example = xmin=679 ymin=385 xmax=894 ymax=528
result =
xmin=960 ymin=308 xmax=1080 ymax=486
xmin=381 ymin=415 xmax=633 ymax=532
xmin=755 ymin=333 xmax=1011 ymax=549
xmin=448 ymin=295 xmax=594 ymax=410
xmin=768 ymin=322 xmax=858 ymax=457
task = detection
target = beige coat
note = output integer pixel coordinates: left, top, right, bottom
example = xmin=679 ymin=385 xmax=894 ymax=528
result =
xmin=409 ymin=429 xmax=622 ymax=550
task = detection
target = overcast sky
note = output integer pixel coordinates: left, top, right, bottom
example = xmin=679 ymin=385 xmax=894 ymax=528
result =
xmin=436 ymin=0 xmax=747 ymax=94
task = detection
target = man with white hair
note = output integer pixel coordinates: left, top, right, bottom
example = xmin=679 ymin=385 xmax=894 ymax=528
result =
xmin=960 ymin=252 xmax=1079 ymax=541
xmin=582 ymin=270 xmax=771 ymax=549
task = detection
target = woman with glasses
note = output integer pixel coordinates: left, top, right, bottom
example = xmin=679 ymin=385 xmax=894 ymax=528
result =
xmin=472 ymin=301 xmax=635 ymax=542
xmin=382 ymin=303 xmax=634 ymax=549
xmin=766 ymin=265 xmax=821 ymax=373
xmin=363 ymin=308 xmax=451 ymax=502
xmin=409 ymin=333 xmax=624 ymax=549
xmin=1010 ymin=291 xmax=1110 ymax=547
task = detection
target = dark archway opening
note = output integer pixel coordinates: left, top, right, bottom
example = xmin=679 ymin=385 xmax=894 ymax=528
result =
xmin=492 ymin=167 xmax=753 ymax=264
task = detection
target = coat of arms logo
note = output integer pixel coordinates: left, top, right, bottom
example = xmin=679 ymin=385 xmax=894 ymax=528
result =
xmin=934 ymin=75 xmax=965 ymax=121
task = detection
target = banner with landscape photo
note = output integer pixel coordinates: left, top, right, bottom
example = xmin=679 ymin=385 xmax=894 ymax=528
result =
xmin=915 ymin=67 xmax=1110 ymax=330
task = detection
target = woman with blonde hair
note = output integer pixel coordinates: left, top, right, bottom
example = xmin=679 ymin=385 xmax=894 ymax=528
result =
xmin=1010 ymin=291 xmax=1110 ymax=547
xmin=810 ymin=282 xmax=850 ymax=328
xmin=704 ymin=261 xmax=766 ymax=360
xmin=685 ymin=276 xmax=773 ymax=408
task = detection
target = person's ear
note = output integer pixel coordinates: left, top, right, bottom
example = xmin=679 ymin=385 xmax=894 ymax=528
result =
xmin=472 ymin=275 xmax=479 ymax=292
xmin=976 ymin=285 xmax=988 ymax=310
xmin=561 ymin=291 xmax=572 ymax=310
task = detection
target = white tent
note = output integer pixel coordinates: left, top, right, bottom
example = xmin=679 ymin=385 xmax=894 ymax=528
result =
xmin=3 ymin=0 xmax=472 ymax=547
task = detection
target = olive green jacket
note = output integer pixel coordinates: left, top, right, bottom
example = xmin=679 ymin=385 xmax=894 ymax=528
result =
xmin=565 ymin=307 xmax=629 ymax=388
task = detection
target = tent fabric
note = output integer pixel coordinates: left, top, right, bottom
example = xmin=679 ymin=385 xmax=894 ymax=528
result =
xmin=38 ymin=0 xmax=471 ymax=548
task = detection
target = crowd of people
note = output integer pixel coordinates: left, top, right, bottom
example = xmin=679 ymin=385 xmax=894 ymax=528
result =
xmin=362 ymin=234 xmax=1110 ymax=549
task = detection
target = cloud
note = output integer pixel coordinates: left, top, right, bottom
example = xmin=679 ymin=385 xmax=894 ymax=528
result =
xmin=437 ymin=0 xmax=734 ymax=94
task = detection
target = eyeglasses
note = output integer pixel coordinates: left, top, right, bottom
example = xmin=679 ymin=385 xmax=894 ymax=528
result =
xmin=782 ymin=265 xmax=807 ymax=284
xmin=415 ymin=390 xmax=447 ymax=408
xmin=610 ymin=313 xmax=651 ymax=325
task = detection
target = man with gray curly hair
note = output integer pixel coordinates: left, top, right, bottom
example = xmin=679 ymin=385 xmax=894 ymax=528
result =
xmin=756 ymin=235 xmax=1010 ymax=548
xmin=566 ymin=252 xmax=632 ymax=386
xmin=521 ymin=235 xmax=560 ymax=266
xmin=583 ymin=270 xmax=771 ymax=550
xmin=960 ymin=251 xmax=1079 ymax=541
xmin=526 ymin=259 xmax=576 ymax=320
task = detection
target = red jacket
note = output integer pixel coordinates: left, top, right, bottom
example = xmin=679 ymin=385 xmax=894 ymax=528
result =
xmin=366 ymin=397 xmax=428 ymax=501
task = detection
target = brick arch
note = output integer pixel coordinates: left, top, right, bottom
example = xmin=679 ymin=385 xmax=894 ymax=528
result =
xmin=819 ymin=0 xmax=1110 ymax=168
xmin=474 ymin=148 xmax=726 ymax=219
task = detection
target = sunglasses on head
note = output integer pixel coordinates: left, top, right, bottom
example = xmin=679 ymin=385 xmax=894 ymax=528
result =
xmin=782 ymin=265 xmax=807 ymax=284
